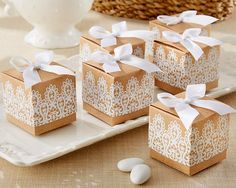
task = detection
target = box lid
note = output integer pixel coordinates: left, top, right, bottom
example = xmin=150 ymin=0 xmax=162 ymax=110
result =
xmin=1 ymin=62 xmax=73 ymax=84
xmin=149 ymin=19 xmax=205 ymax=34
xmin=154 ymin=39 xmax=209 ymax=54
xmin=151 ymin=92 xmax=216 ymax=124
xmin=81 ymin=34 xmax=144 ymax=54
xmin=85 ymin=60 xmax=142 ymax=77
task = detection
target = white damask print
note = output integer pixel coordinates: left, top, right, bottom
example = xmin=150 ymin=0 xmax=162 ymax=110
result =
xmin=153 ymin=45 xmax=220 ymax=90
xmin=2 ymin=79 xmax=76 ymax=127
xmin=133 ymin=46 xmax=144 ymax=58
xmin=149 ymin=113 xmax=229 ymax=167
xmin=82 ymin=71 xmax=154 ymax=117
xmin=145 ymin=27 xmax=160 ymax=59
xmin=79 ymin=43 xmax=93 ymax=63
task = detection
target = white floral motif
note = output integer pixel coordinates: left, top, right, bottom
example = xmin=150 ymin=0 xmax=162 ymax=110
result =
xmin=149 ymin=114 xmax=229 ymax=166
xmin=154 ymin=45 xmax=220 ymax=90
xmin=145 ymin=27 xmax=160 ymax=59
xmin=80 ymin=43 xmax=92 ymax=63
xmin=2 ymin=79 xmax=76 ymax=127
xmin=83 ymin=71 xmax=154 ymax=117
xmin=133 ymin=46 xmax=144 ymax=58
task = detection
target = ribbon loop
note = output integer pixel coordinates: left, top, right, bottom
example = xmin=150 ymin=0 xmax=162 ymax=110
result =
xmin=89 ymin=21 xmax=157 ymax=48
xmin=163 ymin=28 xmax=222 ymax=61
xmin=90 ymin=43 xmax=161 ymax=74
xmin=10 ymin=51 xmax=75 ymax=88
xmin=157 ymin=10 xmax=218 ymax=26
xmin=10 ymin=56 xmax=32 ymax=73
xmin=157 ymin=84 xmax=236 ymax=130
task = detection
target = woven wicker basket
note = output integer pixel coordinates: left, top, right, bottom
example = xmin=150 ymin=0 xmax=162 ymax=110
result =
xmin=92 ymin=0 xmax=235 ymax=21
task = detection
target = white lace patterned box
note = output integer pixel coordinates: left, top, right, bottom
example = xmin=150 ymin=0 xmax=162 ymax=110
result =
xmin=0 ymin=66 xmax=77 ymax=136
xmin=153 ymin=41 xmax=220 ymax=94
xmin=82 ymin=60 xmax=154 ymax=125
xmin=149 ymin=93 xmax=230 ymax=176
xmin=80 ymin=35 xmax=145 ymax=63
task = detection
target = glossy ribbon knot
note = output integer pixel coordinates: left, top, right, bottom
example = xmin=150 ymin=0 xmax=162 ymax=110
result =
xmin=10 ymin=51 xmax=75 ymax=88
xmin=90 ymin=43 xmax=161 ymax=73
xmin=157 ymin=10 xmax=218 ymax=26
xmin=162 ymin=28 xmax=222 ymax=61
xmin=157 ymin=84 xmax=236 ymax=130
xmin=89 ymin=21 xmax=156 ymax=47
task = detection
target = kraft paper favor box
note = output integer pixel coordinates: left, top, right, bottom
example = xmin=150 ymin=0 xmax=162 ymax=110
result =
xmin=149 ymin=92 xmax=231 ymax=176
xmin=82 ymin=61 xmax=155 ymax=126
xmin=149 ymin=19 xmax=210 ymax=38
xmin=0 ymin=63 xmax=77 ymax=136
xmin=153 ymin=40 xmax=220 ymax=94
xmin=149 ymin=11 xmax=216 ymax=39
xmin=80 ymin=34 xmax=145 ymax=63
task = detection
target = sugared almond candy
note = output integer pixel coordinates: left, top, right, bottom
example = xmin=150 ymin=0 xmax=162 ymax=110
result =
xmin=117 ymin=158 xmax=144 ymax=172
xmin=130 ymin=164 xmax=151 ymax=185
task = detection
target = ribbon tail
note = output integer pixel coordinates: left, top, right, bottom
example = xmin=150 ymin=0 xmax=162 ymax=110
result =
xmin=181 ymin=39 xmax=203 ymax=61
xmin=175 ymin=104 xmax=199 ymax=130
xmin=9 ymin=56 xmax=31 ymax=73
xmin=40 ymin=64 xmax=75 ymax=76
xmin=120 ymin=56 xmax=161 ymax=73
xmin=23 ymin=67 xmax=41 ymax=88
xmin=183 ymin=15 xmax=218 ymax=26
xmin=192 ymin=99 xmax=236 ymax=115
xmin=191 ymin=36 xmax=222 ymax=47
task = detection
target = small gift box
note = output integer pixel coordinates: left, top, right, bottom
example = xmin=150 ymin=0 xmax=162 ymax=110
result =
xmin=149 ymin=10 xmax=218 ymax=39
xmin=0 ymin=51 xmax=77 ymax=136
xmin=82 ymin=44 xmax=161 ymax=125
xmin=80 ymin=21 xmax=156 ymax=63
xmin=153 ymin=28 xmax=222 ymax=94
xmin=149 ymin=84 xmax=235 ymax=176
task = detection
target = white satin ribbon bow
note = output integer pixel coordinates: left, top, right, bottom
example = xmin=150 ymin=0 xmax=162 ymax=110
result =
xmin=157 ymin=84 xmax=236 ymax=130
xmin=157 ymin=10 xmax=218 ymax=26
xmin=89 ymin=21 xmax=156 ymax=47
xmin=162 ymin=28 xmax=222 ymax=61
xmin=90 ymin=43 xmax=161 ymax=73
xmin=10 ymin=51 xmax=75 ymax=88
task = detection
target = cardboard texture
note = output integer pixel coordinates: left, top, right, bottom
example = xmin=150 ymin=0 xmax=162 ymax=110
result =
xmin=148 ymin=93 xmax=230 ymax=176
xmin=153 ymin=40 xmax=220 ymax=94
xmin=149 ymin=18 xmax=211 ymax=39
xmin=82 ymin=60 xmax=154 ymax=125
xmin=80 ymin=34 xmax=146 ymax=63
xmin=0 ymin=63 xmax=77 ymax=136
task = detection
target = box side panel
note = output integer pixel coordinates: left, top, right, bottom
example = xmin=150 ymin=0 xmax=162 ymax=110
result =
xmin=7 ymin=113 xmax=76 ymax=136
xmin=82 ymin=63 xmax=153 ymax=125
xmin=190 ymin=114 xmax=230 ymax=167
xmin=153 ymin=41 xmax=220 ymax=92
xmin=1 ymin=73 xmax=35 ymax=126
xmin=149 ymin=105 xmax=230 ymax=175
xmin=31 ymin=75 xmax=77 ymax=129
xmin=149 ymin=105 xmax=190 ymax=164
xmin=150 ymin=149 xmax=226 ymax=176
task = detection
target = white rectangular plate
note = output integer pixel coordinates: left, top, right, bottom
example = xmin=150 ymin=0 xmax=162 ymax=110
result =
xmin=0 ymin=34 xmax=236 ymax=166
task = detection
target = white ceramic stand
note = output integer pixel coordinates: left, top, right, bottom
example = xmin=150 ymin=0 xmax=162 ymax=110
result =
xmin=24 ymin=26 xmax=81 ymax=49
xmin=3 ymin=0 xmax=93 ymax=49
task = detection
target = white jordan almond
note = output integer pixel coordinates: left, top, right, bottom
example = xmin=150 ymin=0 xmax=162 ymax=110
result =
xmin=130 ymin=164 xmax=151 ymax=185
xmin=117 ymin=158 xmax=144 ymax=172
